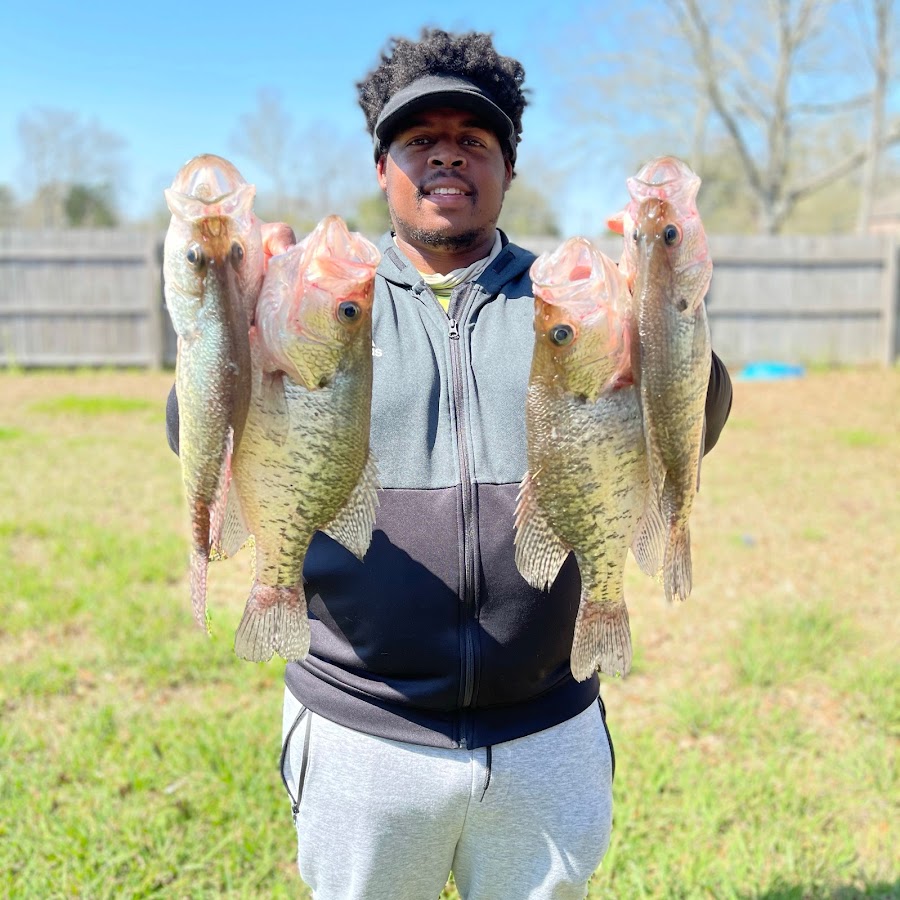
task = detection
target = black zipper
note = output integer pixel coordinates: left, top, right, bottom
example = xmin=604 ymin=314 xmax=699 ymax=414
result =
xmin=447 ymin=286 xmax=479 ymax=746
xmin=279 ymin=707 xmax=310 ymax=823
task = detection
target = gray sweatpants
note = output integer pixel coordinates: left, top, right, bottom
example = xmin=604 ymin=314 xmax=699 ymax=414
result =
xmin=280 ymin=689 xmax=614 ymax=900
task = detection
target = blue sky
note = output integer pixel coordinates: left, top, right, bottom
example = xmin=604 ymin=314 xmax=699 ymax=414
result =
xmin=3 ymin=2 xmax=895 ymax=234
xmin=0 ymin=0 xmax=624 ymax=232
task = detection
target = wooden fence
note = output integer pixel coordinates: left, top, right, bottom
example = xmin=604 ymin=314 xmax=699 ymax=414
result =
xmin=0 ymin=229 xmax=897 ymax=368
xmin=0 ymin=229 xmax=164 ymax=367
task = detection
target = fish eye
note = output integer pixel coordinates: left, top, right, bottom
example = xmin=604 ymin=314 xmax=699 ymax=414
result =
xmin=337 ymin=300 xmax=361 ymax=323
xmin=549 ymin=324 xmax=575 ymax=346
xmin=230 ymin=242 xmax=244 ymax=266
xmin=663 ymin=224 xmax=681 ymax=246
xmin=186 ymin=243 xmax=205 ymax=267
xmin=631 ymin=229 xmax=638 ymax=242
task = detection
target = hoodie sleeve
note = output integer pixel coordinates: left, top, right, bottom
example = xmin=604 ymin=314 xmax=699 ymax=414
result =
xmin=166 ymin=383 xmax=180 ymax=455
xmin=703 ymin=350 xmax=732 ymax=455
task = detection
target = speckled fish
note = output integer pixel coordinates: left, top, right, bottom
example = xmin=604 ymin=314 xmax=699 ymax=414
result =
xmin=614 ymin=157 xmax=713 ymax=604
xmin=163 ymin=154 xmax=264 ymax=631
xmin=231 ymin=215 xmax=380 ymax=662
xmin=515 ymin=237 xmax=657 ymax=680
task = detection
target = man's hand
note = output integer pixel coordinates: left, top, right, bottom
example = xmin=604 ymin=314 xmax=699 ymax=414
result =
xmin=262 ymin=222 xmax=297 ymax=268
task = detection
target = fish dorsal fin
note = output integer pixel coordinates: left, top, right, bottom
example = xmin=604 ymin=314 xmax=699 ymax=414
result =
xmin=322 ymin=453 xmax=380 ymax=560
xmin=513 ymin=470 xmax=571 ymax=590
xmin=630 ymin=492 xmax=666 ymax=577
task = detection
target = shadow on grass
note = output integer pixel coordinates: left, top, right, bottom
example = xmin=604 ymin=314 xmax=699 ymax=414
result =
xmin=745 ymin=882 xmax=900 ymax=899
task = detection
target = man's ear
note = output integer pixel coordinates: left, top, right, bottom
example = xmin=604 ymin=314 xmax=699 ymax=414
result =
xmin=504 ymin=159 xmax=514 ymax=190
xmin=376 ymin=154 xmax=388 ymax=191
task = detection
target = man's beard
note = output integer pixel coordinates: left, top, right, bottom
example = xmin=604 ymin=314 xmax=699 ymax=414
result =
xmin=389 ymin=190 xmax=494 ymax=251
xmin=399 ymin=221 xmax=484 ymax=251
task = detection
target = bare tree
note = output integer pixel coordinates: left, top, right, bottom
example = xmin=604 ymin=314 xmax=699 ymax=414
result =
xmin=669 ymin=0 xmax=900 ymax=232
xmin=856 ymin=0 xmax=893 ymax=232
xmin=230 ymin=88 xmax=296 ymax=217
xmin=500 ymin=178 xmax=562 ymax=238
xmin=17 ymin=108 xmax=127 ymax=227
xmin=561 ymin=0 xmax=899 ymax=233
xmin=230 ymin=92 xmax=371 ymax=228
xmin=292 ymin=122 xmax=372 ymax=228
xmin=0 ymin=185 xmax=18 ymax=227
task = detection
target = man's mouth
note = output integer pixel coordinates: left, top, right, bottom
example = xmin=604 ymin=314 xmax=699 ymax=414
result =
xmin=419 ymin=179 xmax=475 ymax=199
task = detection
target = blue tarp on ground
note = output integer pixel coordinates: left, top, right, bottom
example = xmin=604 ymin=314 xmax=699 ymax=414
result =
xmin=736 ymin=361 xmax=806 ymax=381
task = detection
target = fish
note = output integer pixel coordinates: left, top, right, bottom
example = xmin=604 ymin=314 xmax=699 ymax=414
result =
xmin=612 ymin=156 xmax=713 ymax=604
xmin=515 ymin=237 xmax=656 ymax=680
xmin=163 ymin=154 xmax=265 ymax=631
xmin=230 ymin=215 xmax=381 ymax=663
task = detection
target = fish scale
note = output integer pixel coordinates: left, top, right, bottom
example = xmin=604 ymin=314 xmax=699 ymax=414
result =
xmin=230 ymin=216 xmax=380 ymax=663
xmin=524 ymin=375 xmax=648 ymax=679
xmin=163 ymin=154 xmax=264 ymax=632
xmin=515 ymin=237 xmax=651 ymax=680
xmin=627 ymin=160 xmax=713 ymax=604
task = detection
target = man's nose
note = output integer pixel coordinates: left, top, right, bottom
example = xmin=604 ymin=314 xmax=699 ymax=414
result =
xmin=428 ymin=149 xmax=465 ymax=168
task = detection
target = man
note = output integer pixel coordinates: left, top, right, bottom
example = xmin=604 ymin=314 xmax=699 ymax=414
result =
xmin=168 ymin=27 xmax=732 ymax=900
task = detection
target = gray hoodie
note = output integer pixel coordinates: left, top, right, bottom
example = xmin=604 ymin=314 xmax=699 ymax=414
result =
xmin=166 ymin=230 xmax=732 ymax=750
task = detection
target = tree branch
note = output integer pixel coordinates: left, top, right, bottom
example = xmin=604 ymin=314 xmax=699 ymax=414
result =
xmin=672 ymin=0 xmax=765 ymax=196
xmin=787 ymin=121 xmax=900 ymax=206
xmin=795 ymin=93 xmax=872 ymax=115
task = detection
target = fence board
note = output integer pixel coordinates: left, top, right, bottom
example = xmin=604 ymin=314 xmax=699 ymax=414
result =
xmin=0 ymin=229 xmax=163 ymax=368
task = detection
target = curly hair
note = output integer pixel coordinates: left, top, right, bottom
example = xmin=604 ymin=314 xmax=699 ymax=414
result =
xmin=357 ymin=28 xmax=528 ymax=162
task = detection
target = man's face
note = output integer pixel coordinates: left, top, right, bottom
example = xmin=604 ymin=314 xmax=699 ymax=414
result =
xmin=376 ymin=106 xmax=514 ymax=252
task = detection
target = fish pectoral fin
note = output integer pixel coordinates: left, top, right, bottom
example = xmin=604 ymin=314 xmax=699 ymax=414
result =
xmin=646 ymin=437 xmax=668 ymax=504
xmin=259 ymin=373 xmax=291 ymax=446
xmin=513 ymin=471 xmax=570 ymax=590
xmin=211 ymin=479 xmax=251 ymax=560
xmin=209 ymin=431 xmax=251 ymax=560
xmin=321 ymin=453 xmax=380 ymax=561
xmin=696 ymin=417 xmax=706 ymax=491
xmin=571 ymin=597 xmax=632 ymax=681
xmin=631 ymin=493 xmax=666 ymax=577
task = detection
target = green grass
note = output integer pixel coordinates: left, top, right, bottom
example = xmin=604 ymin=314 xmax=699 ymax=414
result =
xmin=834 ymin=428 xmax=884 ymax=448
xmin=730 ymin=602 xmax=853 ymax=688
xmin=1 ymin=369 xmax=899 ymax=899
xmin=29 ymin=394 xmax=155 ymax=415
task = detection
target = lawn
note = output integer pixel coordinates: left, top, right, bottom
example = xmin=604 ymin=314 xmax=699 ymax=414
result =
xmin=0 ymin=367 xmax=897 ymax=899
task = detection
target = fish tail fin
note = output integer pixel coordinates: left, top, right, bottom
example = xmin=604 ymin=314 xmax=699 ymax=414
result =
xmin=663 ymin=524 xmax=693 ymax=604
xmin=234 ymin=584 xmax=310 ymax=663
xmin=274 ymin=586 xmax=311 ymax=662
xmin=570 ymin=598 xmax=632 ymax=681
xmin=189 ymin=506 xmax=211 ymax=633
xmin=189 ymin=546 xmax=210 ymax=633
